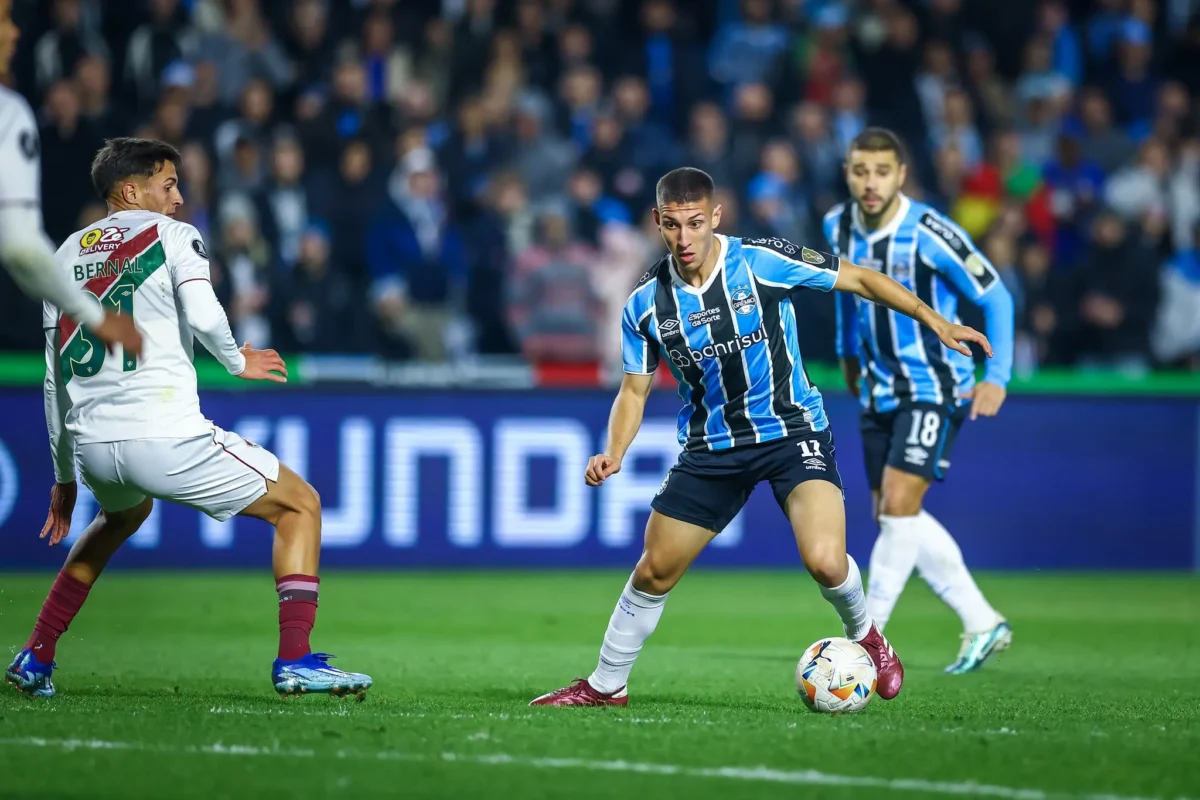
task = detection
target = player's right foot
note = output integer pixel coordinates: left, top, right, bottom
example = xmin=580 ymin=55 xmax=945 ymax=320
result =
xmin=529 ymin=678 xmax=628 ymax=707
xmin=856 ymin=624 xmax=904 ymax=700
xmin=945 ymin=618 xmax=1012 ymax=675
xmin=5 ymin=649 xmax=56 ymax=698
xmin=272 ymin=652 xmax=372 ymax=700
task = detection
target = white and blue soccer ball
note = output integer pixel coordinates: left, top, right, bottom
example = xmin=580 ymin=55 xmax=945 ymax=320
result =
xmin=796 ymin=637 xmax=877 ymax=713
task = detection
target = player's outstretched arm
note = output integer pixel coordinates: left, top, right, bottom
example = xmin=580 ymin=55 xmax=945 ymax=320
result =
xmin=41 ymin=327 xmax=77 ymax=545
xmin=833 ymin=263 xmax=993 ymax=359
xmin=587 ymin=372 xmax=654 ymax=486
xmin=178 ymin=280 xmax=287 ymax=381
xmin=0 ymin=207 xmax=143 ymax=355
xmin=177 ymin=279 xmax=260 ymax=379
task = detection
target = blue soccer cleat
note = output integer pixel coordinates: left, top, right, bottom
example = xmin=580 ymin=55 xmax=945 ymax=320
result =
xmin=5 ymin=649 xmax=57 ymax=698
xmin=272 ymin=652 xmax=372 ymax=700
xmin=945 ymin=619 xmax=1013 ymax=675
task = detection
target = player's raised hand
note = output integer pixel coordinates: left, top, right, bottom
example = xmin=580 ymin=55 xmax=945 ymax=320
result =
xmin=585 ymin=454 xmax=622 ymax=486
xmin=237 ymin=342 xmax=288 ymax=383
xmin=935 ymin=322 xmax=992 ymax=359
xmin=40 ymin=481 xmax=77 ymax=547
xmin=965 ymin=381 xmax=1007 ymax=420
xmin=92 ymin=311 xmax=143 ymax=357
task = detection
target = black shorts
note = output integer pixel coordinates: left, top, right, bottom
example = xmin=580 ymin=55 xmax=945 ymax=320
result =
xmin=650 ymin=429 xmax=843 ymax=533
xmin=860 ymin=401 xmax=970 ymax=490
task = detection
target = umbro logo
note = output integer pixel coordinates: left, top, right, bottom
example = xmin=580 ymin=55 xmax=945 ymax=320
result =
xmin=658 ymin=318 xmax=680 ymax=334
xmin=803 ymin=458 xmax=825 ymax=470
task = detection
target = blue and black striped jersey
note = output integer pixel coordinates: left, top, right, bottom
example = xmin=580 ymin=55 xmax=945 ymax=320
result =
xmin=823 ymin=195 xmax=1014 ymax=413
xmin=621 ymin=234 xmax=839 ymax=452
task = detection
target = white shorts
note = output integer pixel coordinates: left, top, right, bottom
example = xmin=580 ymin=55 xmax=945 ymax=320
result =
xmin=75 ymin=426 xmax=281 ymax=521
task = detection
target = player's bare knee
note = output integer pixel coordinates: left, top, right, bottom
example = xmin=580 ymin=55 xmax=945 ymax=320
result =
xmin=804 ymin=545 xmax=849 ymax=588
xmin=878 ymin=493 xmax=922 ymax=518
xmin=632 ymin=555 xmax=678 ymax=596
xmin=107 ymin=498 xmax=153 ymax=536
xmin=294 ymin=479 xmax=321 ymax=520
xmin=879 ymin=470 xmax=928 ymax=518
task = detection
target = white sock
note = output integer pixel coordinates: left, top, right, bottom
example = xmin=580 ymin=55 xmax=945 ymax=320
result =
xmin=867 ymin=514 xmax=922 ymax=631
xmin=914 ymin=510 xmax=999 ymax=633
xmin=588 ymin=575 xmax=668 ymax=694
xmin=819 ymin=555 xmax=872 ymax=641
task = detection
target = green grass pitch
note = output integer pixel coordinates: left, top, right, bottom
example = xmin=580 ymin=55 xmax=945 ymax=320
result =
xmin=1 ymin=571 xmax=1197 ymax=799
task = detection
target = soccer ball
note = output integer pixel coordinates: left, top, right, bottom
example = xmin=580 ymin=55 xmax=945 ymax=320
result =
xmin=795 ymin=637 xmax=877 ymax=713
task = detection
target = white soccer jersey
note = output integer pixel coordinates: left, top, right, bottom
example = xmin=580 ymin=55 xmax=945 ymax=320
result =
xmin=44 ymin=210 xmax=218 ymax=444
xmin=0 ymin=85 xmax=40 ymax=210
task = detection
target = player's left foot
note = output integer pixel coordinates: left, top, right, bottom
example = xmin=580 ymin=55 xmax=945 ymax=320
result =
xmin=5 ymin=649 xmax=56 ymax=698
xmin=529 ymin=678 xmax=629 ymax=707
xmin=272 ymin=652 xmax=372 ymax=700
xmin=945 ymin=618 xmax=1012 ymax=675
xmin=856 ymin=624 xmax=904 ymax=700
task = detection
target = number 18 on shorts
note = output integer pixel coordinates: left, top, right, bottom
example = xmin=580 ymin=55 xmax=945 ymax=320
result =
xmin=860 ymin=401 xmax=970 ymax=490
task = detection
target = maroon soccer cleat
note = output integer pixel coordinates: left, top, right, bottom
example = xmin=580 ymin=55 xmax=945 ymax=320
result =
xmin=529 ymin=678 xmax=629 ymax=707
xmin=857 ymin=624 xmax=904 ymax=700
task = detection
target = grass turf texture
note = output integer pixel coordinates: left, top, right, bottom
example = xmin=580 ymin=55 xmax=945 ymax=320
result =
xmin=0 ymin=571 xmax=1197 ymax=800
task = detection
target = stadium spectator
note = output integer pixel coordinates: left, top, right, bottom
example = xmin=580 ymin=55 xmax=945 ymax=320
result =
xmin=684 ymin=101 xmax=736 ymax=190
xmin=629 ymin=0 xmax=711 ymax=131
xmin=195 ymin=0 xmax=293 ymax=107
xmin=368 ymin=147 xmax=467 ymax=362
xmin=464 ymin=172 xmax=526 ymax=357
xmin=708 ymin=0 xmax=790 ymax=97
xmin=297 ymin=56 xmax=389 ymax=166
xmin=507 ymin=91 xmax=575 ymax=205
xmin=1074 ymin=87 xmax=1137 ymax=175
xmin=215 ymin=192 xmax=274 ymax=349
xmin=930 ymin=88 xmax=984 ymax=172
xmin=508 ymin=202 xmax=603 ymax=364
xmin=253 ymin=132 xmax=312 ymax=268
xmin=271 ymin=221 xmax=366 ymax=354
xmin=33 ymin=0 xmax=109 ymax=95
xmin=789 ymin=101 xmax=840 ymax=211
xmin=565 ymin=165 xmax=631 ymax=247
xmin=1041 ymin=133 xmax=1106 ymax=267
xmin=123 ymin=0 xmax=198 ymax=114
xmin=1152 ymin=222 xmax=1200 ymax=368
xmin=1104 ymin=138 xmax=1200 ymax=253
xmin=1062 ymin=210 xmax=1161 ymax=371
xmin=177 ymin=139 xmax=215 ymax=240
xmin=281 ymin=0 xmax=333 ymax=95
xmin=39 ymin=78 xmax=104 ymax=243
xmin=73 ymin=53 xmax=120 ymax=139
xmin=310 ymin=138 xmax=381 ymax=283
xmin=1105 ymin=19 xmax=1158 ymax=131
xmin=1036 ymin=0 xmax=1083 ymax=87
xmin=963 ymin=36 xmax=1013 ymax=134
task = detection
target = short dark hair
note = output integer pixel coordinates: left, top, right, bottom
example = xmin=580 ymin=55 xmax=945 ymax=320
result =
xmin=847 ymin=127 xmax=907 ymax=164
xmin=656 ymin=167 xmax=714 ymax=206
xmin=90 ymin=137 xmax=182 ymax=200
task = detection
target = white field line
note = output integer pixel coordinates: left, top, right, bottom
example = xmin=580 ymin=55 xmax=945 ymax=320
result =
xmin=0 ymin=737 xmax=1190 ymax=800
xmin=5 ymin=705 xmax=1183 ymax=741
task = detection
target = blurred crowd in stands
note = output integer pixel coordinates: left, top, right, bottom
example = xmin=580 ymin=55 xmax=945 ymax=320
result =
xmin=2 ymin=0 xmax=1199 ymax=376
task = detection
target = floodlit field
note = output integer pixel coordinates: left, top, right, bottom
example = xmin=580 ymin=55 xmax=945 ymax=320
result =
xmin=1 ymin=571 xmax=1197 ymax=799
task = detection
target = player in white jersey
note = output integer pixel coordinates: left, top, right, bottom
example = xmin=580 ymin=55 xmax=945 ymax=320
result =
xmin=5 ymin=137 xmax=372 ymax=701
xmin=0 ymin=0 xmax=141 ymax=356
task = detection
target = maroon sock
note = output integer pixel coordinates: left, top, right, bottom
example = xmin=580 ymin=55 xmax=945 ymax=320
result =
xmin=24 ymin=571 xmax=93 ymax=662
xmin=277 ymin=574 xmax=319 ymax=661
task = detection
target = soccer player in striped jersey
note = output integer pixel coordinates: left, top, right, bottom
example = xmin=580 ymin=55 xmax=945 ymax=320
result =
xmin=5 ymin=138 xmax=371 ymax=700
xmin=825 ymin=128 xmax=1014 ymax=674
xmin=531 ymin=167 xmax=994 ymax=707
